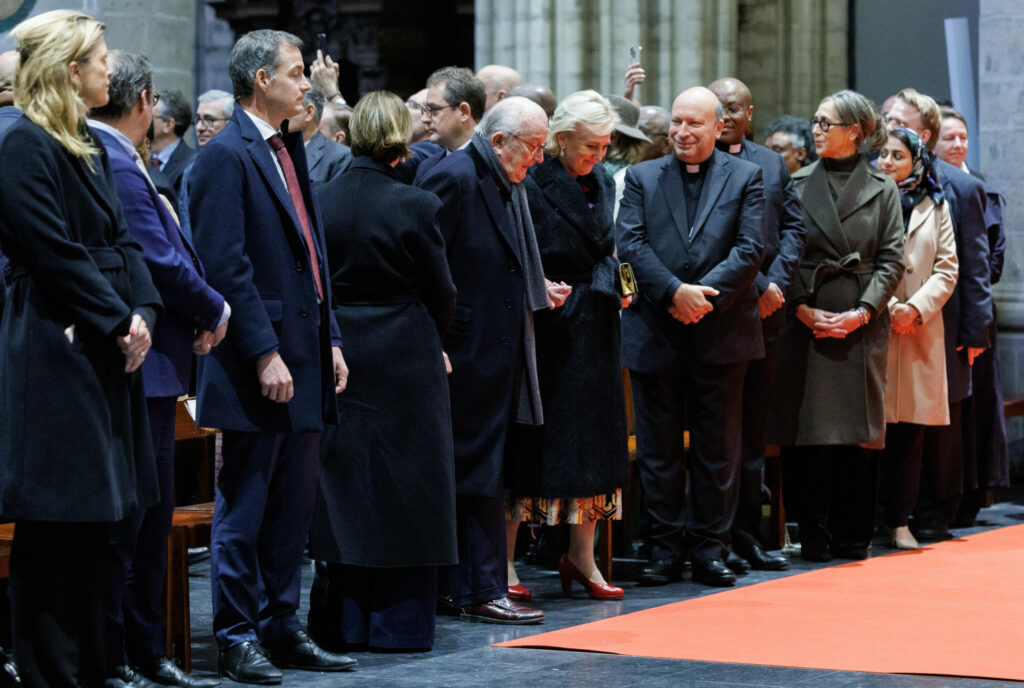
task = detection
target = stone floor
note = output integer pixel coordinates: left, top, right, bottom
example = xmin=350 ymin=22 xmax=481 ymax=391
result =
xmin=184 ymin=493 xmax=1024 ymax=687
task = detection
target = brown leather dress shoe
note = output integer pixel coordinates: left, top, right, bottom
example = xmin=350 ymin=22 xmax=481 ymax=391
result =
xmin=460 ymin=596 xmax=545 ymax=625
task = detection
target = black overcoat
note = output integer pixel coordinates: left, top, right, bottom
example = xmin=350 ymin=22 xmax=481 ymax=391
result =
xmin=309 ymin=158 xmax=458 ymax=567
xmin=0 ymin=117 xmax=162 ymax=522
xmin=505 ymin=157 xmax=628 ymax=498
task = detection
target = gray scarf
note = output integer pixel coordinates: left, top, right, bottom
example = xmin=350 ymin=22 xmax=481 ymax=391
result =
xmin=470 ymin=132 xmax=548 ymax=424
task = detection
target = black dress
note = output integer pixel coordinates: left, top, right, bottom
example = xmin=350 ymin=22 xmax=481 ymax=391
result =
xmin=505 ymin=156 xmax=629 ymax=524
xmin=307 ymin=157 xmax=457 ymax=651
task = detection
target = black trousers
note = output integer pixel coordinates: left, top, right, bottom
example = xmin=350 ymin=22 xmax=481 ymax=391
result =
xmin=630 ymin=357 xmax=747 ymax=565
xmin=916 ymin=400 xmax=963 ymax=528
xmin=881 ymin=422 xmax=926 ymax=529
xmin=11 ymin=521 xmax=109 ymax=688
xmin=783 ymin=445 xmax=879 ymax=549
xmin=105 ymin=395 xmax=177 ymax=671
xmin=732 ymin=338 xmax=779 ymax=551
xmin=444 ymin=488 xmax=507 ymax=607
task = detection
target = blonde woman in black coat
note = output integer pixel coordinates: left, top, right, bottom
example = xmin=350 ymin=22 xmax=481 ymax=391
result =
xmin=0 ymin=11 xmax=162 ymax=686
xmin=505 ymin=90 xmax=631 ymax=601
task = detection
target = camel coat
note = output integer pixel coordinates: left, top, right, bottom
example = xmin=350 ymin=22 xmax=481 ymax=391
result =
xmin=884 ymin=196 xmax=958 ymax=425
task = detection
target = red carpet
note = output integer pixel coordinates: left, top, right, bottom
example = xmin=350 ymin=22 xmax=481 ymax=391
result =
xmin=498 ymin=525 xmax=1024 ymax=681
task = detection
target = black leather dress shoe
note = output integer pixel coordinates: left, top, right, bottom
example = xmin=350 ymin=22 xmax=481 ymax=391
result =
xmin=106 ymin=666 xmax=160 ymax=688
xmin=913 ymin=522 xmax=952 ymax=542
xmin=830 ymin=543 xmax=869 ymax=560
xmin=691 ymin=559 xmax=736 ymax=587
xmin=637 ymin=559 xmax=683 ymax=586
xmin=219 ymin=641 xmax=281 ymax=685
xmin=139 ymin=657 xmax=219 ymax=688
xmin=460 ymin=596 xmax=545 ymax=624
xmin=264 ymin=630 xmax=357 ymax=672
xmin=735 ymin=542 xmax=790 ymax=571
xmin=725 ymin=550 xmax=751 ymax=574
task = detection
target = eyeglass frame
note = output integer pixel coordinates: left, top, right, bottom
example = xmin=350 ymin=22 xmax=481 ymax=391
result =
xmin=418 ymin=102 xmax=454 ymax=117
xmin=809 ymin=116 xmax=849 ymax=133
xmin=507 ymin=131 xmax=544 ymax=158
xmin=194 ymin=114 xmax=227 ymax=127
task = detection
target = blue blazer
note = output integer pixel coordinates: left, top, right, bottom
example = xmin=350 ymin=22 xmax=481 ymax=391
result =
xmin=189 ymin=108 xmax=341 ymax=433
xmin=93 ymin=126 xmax=225 ymax=398
xmin=306 ymin=131 xmax=352 ymax=185
xmin=934 ymin=158 xmax=993 ymax=402
xmin=616 ymin=149 xmax=766 ymax=372
xmin=395 ymin=140 xmax=446 ymax=185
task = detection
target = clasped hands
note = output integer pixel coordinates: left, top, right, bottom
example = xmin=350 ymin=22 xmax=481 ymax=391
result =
xmin=796 ymin=304 xmax=866 ymax=339
xmin=117 ymin=313 xmax=151 ymax=373
xmin=545 ymin=278 xmax=572 ymax=309
xmin=889 ymin=302 xmax=920 ymax=336
xmin=668 ymin=283 xmax=718 ymax=324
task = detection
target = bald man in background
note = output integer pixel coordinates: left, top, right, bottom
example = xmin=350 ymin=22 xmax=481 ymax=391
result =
xmin=506 ymin=83 xmax=557 ymax=119
xmin=477 ymin=64 xmax=522 ymax=112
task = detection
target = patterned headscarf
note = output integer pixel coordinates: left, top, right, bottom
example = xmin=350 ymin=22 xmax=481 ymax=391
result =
xmin=887 ymin=127 xmax=943 ymax=207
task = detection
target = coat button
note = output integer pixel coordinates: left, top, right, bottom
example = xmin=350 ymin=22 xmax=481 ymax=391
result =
xmin=299 ymin=308 xmax=309 ymax=318
xmin=508 ymin=263 xmax=518 ymax=273
xmin=505 ymin=299 xmax=513 ymax=310
xmin=907 ymin=266 xmax=914 ymax=274
xmin=501 ymin=336 xmax=509 ymax=346
xmin=295 ymin=260 xmax=305 ymax=272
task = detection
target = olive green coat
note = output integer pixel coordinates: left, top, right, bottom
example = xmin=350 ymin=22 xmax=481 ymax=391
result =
xmin=768 ymin=156 xmax=905 ymax=448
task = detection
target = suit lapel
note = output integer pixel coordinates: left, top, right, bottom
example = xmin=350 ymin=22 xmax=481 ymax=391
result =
xmin=689 ymin=150 xmax=729 ymax=242
xmin=236 ymin=110 xmax=307 ymax=245
xmin=906 ymin=198 xmax=931 ymax=239
xmin=658 ymin=158 xmax=692 ymax=246
xmin=306 ymin=133 xmax=325 ymax=173
xmin=799 ymin=162 xmax=851 ymax=255
xmin=480 ymin=175 xmax=523 ymax=264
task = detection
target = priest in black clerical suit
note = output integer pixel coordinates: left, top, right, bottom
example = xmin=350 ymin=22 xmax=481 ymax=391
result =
xmin=616 ymin=86 xmax=764 ymax=588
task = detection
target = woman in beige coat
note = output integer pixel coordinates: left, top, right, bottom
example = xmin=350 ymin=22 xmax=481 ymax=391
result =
xmin=878 ymin=128 xmax=958 ymax=549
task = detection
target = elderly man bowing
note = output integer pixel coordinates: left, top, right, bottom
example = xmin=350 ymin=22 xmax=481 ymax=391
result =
xmin=189 ymin=30 xmax=354 ymax=684
xmin=417 ymin=96 xmax=569 ymax=624
xmin=617 ymin=86 xmax=765 ymax=587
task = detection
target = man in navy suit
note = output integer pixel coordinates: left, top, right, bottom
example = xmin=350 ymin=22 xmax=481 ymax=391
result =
xmin=89 ymin=50 xmax=227 ymax=688
xmin=886 ymin=89 xmax=993 ymax=542
xmin=709 ymin=78 xmax=806 ymax=573
xmin=417 ymin=96 xmax=565 ymax=624
xmin=149 ymin=90 xmax=195 ymax=204
xmin=189 ymin=30 xmax=354 ymax=684
xmin=617 ymin=86 xmax=764 ymax=587
xmin=286 ymin=89 xmax=351 ymax=185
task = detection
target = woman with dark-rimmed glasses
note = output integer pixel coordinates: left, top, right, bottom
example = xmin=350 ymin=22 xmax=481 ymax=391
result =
xmin=768 ymin=90 xmax=905 ymax=563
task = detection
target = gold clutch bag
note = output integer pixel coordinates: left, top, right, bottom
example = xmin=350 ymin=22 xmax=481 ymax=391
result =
xmin=618 ymin=262 xmax=638 ymax=297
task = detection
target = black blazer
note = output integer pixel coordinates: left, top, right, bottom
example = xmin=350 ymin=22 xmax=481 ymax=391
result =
xmin=157 ymin=139 xmax=195 ymax=197
xmin=416 ymin=143 xmax=529 ymax=497
xmin=934 ymin=158 xmax=994 ymax=402
xmin=616 ymin=149 xmax=766 ymax=372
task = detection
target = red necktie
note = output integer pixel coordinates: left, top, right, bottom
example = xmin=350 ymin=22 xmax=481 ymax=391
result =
xmin=268 ymin=133 xmax=324 ymax=299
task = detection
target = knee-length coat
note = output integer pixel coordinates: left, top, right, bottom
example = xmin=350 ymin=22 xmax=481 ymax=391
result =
xmin=505 ymin=156 xmax=628 ymax=499
xmin=0 ymin=118 xmax=162 ymax=522
xmin=884 ymin=195 xmax=958 ymax=426
xmin=768 ymin=157 xmax=905 ymax=448
xmin=309 ymin=158 xmax=458 ymax=567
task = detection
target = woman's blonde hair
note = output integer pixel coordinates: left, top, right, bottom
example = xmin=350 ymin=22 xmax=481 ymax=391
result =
xmin=11 ymin=10 xmax=106 ymax=159
xmin=544 ymin=90 xmax=618 ymax=157
xmin=349 ymin=90 xmax=411 ymax=164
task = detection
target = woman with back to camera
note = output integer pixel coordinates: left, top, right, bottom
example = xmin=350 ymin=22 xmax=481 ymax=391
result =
xmin=876 ymin=128 xmax=957 ymax=550
xmin=0 ymin=10 xmax=162 ymax=686
xmin=504 ymin=90 xmax=631 ymax=601
xmin=307 ymin=90 xmax=458 ymax=652
xmin=769 ymin=90 xmax=905 ymax=562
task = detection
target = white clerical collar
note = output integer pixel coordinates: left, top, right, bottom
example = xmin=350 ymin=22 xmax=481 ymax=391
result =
xmin=728 ymin=142 xmax=742 ymax=154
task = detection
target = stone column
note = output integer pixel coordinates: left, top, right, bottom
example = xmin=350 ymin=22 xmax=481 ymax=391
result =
xmin=0 ymin=0 xmax=197 ymax=99
xmin=475 ymin=0 xmax=732 ymax=108
xmin=980 ymin=0 xmax=1024 ymax=478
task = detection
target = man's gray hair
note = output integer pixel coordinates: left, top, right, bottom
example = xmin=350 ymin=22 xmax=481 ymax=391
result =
xmin=89 ymin=49 xmax=151 ymax=120
xmin=229 ymin=29 xmax=302 ymax=99
xmin=478 ymin=96 xmax=545 ymax=139
xmin=304 ymin=89 xmax=327 ymax=123
xmin=198 ymin=89 xmax=234 ymax=119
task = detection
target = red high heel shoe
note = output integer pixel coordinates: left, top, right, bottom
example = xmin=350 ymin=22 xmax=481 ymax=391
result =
xmin=558 ymin=555 xmax=624 ymax=600
xmin=508 ymin=583 xmax=532 ymax=600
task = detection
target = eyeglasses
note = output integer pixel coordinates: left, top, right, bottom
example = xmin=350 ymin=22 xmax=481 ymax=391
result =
xmin=194 ymin=114 xmax=227 ymax=126
xmin=508 ymin=132 xmax=544 ymax=158
xmin=418 ymin=103 xmax=453 ymax=117
xmin=809 ymin=116 xmax=848 ymax=133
